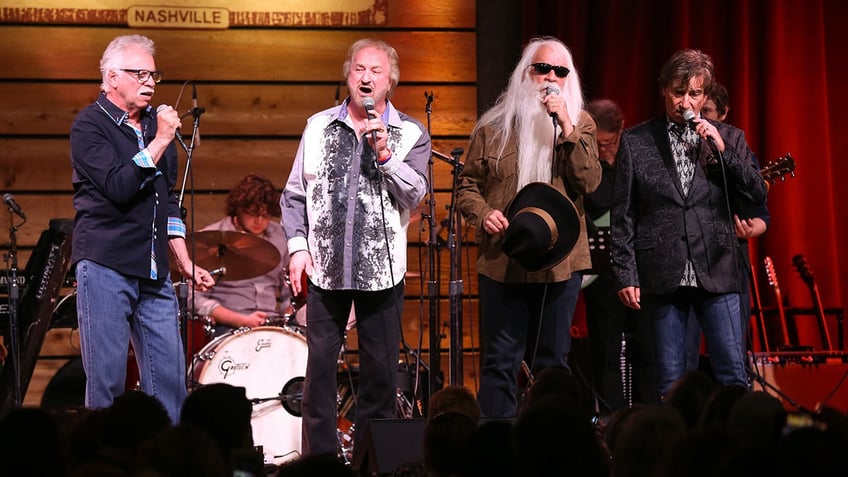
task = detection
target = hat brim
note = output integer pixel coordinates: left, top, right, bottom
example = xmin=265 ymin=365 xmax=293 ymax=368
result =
xmin=503 ymin=182 xmax=580 ymax=272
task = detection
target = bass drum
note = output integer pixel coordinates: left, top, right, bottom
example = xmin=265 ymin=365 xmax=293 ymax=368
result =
xmin=190 ymin=326 xmax=307 ymax=466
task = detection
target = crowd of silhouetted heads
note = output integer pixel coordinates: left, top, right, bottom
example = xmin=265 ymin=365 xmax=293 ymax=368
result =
xmin=1 ymin=370 xmax=847 ymax=476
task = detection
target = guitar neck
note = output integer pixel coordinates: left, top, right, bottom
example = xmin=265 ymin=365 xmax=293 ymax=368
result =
xmin=808 ymin=281 xmax=833 ymax=350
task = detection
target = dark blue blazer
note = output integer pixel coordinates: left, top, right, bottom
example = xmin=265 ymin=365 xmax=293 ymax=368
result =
xmin=610 ymin=117 xmax=767 ymax=295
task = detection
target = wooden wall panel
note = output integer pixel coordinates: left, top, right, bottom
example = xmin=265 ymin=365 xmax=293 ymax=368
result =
xmin=0 ymin=83 xmax=476 ymax=137
xmin=0 ymin=27 xmax=476 ymax=83
xmin=1 ymin=0 xmax=481 ymax=399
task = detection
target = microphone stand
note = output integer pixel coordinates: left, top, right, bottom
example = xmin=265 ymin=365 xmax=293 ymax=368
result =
xmin=433 ymin=148 xmax=465 ymax=385
xmin=175 ymin=103 xmax=205 ymax=366
xmin=423 ymin=91 xmax=443 ymax=400
xmin=3 ymin=212 xmax=23 ymax=407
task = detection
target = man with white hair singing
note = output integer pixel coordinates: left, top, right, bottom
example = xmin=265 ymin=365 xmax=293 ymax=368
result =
xmin=456 ymin=36 xmax=600 ymax=418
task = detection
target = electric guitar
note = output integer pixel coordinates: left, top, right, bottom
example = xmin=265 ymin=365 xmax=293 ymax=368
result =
xmin=764 ymin=256 xmax=792 ymax=349
xmin=791 ymin=254 xmax=833 ymax=350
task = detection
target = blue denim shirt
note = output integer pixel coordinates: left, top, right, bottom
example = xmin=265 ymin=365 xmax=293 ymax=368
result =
xmin=70 ymin=92 xmax=184 ymax=279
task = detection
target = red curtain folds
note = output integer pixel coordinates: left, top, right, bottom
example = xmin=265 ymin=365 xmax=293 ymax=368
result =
xmin=521 ymin=0 xmax=848 ymax=349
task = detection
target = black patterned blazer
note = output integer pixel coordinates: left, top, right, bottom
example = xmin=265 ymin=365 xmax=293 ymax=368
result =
xmin=610 ymin=116 xmax=767 ymax=296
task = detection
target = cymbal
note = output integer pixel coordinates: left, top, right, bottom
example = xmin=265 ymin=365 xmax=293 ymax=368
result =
xmin=183 ymin=230 xmax=281 ymax=282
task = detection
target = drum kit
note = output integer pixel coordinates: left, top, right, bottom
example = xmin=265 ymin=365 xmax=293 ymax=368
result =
xmin=183 ymin=230 xmax=360 ymax=466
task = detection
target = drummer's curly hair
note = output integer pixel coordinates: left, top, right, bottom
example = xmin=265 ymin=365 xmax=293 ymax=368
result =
xmin=225 ymin=174 xmax=282 ymax=218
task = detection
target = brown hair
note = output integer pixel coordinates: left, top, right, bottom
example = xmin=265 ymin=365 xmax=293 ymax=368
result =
xmin=224 ymin=174 xmax=281 ymax=217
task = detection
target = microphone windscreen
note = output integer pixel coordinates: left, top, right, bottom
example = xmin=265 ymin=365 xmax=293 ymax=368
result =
xmin=362 ymin=96 xmax=376 ymax=111
xmin=545 ymin=85 xmax=560 ymax=96
xmin=682 ymin=109 xmax=696 ymax=122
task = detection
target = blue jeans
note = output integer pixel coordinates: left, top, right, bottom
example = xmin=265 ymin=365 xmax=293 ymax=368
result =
xmin=75 ymin=259 xmax=187 ymax=422
xmin=645 ymin=287 xmax=747 ymax=399
xmin=477 ymin=273 xmax=581 ymax=418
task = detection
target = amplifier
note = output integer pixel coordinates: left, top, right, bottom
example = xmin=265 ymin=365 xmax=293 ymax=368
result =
xmin=749 ymin=352 xmax=848 ymax=413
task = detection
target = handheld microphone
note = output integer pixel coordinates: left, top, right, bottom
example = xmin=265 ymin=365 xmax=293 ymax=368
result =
xmin=157 ymin=104 xmax=183 ymax=142
xmin=545 ymin=84 xmax=560 ymax=121
xmin=3 ymin=193 xmax=25 ymax=220
xmin=362 ymin=96 xmax=378 ymax=145
xmin=683 ymin=109 xmax=717 ymax=148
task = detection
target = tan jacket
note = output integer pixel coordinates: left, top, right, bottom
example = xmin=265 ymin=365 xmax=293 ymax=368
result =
xmin=456 ymin=109 xmax=600 ymax=283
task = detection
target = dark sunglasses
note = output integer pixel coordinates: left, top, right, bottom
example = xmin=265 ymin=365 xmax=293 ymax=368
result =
xmin=530 ymin=63 xmax=570 ymax=78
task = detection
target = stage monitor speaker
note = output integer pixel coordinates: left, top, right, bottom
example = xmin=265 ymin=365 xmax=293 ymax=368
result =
xmin=354 ymin=418 xmax=427 ymax=476
xmin=750 ymin=352 xmax=848 ymax=412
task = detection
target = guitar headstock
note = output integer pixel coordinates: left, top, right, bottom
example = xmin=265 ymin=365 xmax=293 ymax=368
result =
xmin=764 ymin=256 xmax=780 ymax=290
xmin=792 ymin=254 xmax=815 ymax=287
xmin=761 ymin=153 xmax=797 ymax=183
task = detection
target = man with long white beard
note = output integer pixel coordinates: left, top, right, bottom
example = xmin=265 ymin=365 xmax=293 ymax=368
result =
xmin=456 ymin=36 xmax=600 ymax=418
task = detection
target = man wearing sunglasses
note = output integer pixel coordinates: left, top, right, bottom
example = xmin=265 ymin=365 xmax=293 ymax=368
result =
xmin=456 ymin=37 xmax=600 ymax=418
xmin=70 ymin=34 xmax=215 ymax=423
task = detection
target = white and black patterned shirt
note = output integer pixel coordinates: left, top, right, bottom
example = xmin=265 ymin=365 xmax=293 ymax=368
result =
xmin=282 ymin=98 xmax=430 ymax=291
xmin=668 ymin=120 xmax=700 ymax=287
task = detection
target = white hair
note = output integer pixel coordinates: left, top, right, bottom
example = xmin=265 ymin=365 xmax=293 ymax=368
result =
xmin=473 ymin=37 xmax=585 ymax=189
xmin=99 ymin=35 xmax=156 ymax=93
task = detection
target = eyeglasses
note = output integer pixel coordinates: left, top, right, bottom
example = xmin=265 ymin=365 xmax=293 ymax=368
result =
xmin=597 ymin=133 xmax=620 ymax=149
xmin=530 ymin=63 xmax=570 ymax=78
xmin=120 ymin=68 xmax=163 ymax=84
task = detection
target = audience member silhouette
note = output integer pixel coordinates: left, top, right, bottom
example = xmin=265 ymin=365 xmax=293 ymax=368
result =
xmin=97 ymin=390 xmax=172 ymax=473
xmin=427 ymin=385 xmax=481 ymax=423
xmin=462 ymin=418 xmax=519 ymax=477
xmin=0 ymin=407 xmax=67 ymax=476
xmin=610 ymin=404 xmax=687 ymax=477
xmin=423 ymin=411 xmax=478 ymax=477
xmin=515 ymin=394 xmax=610 ymax=477
xmin=662 ymin=370 xmax=717 ymax=429
xmin=180 ymin=382 xmax=255 ymax=470
xmin=695 ymin=384 xmax=748 ymax=428
xmin=137 ymin=423 xmax=230 ymax=477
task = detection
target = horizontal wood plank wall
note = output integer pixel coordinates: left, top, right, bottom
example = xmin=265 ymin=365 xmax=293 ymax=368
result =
xmin=0 ymin=0 xmax=484 ymax=403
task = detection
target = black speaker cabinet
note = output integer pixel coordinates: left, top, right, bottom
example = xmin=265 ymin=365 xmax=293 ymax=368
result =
xmin=353 ymin=418 xmax=427 ymax=476
xmin=750 ymin=352 xmax=848 ymax=412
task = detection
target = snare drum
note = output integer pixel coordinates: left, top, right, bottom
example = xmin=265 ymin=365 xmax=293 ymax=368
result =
xmin=190 ymin=326 xmax=308 ymax=465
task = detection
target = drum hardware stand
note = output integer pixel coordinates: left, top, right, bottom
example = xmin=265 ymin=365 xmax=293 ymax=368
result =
xmin=249 ymin=392 xmax=303 ymax=405
xmin=2 ymin=208 xmax=24 ymax=408
xmin=432 ymin=148 xmax=466 ymax=386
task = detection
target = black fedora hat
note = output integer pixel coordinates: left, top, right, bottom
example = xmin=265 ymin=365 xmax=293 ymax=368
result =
xmin=502 ymin=182 xmax=580 ymax=272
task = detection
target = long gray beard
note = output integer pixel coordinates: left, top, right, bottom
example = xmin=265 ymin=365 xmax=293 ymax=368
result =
xmin=516 ymin=107 xmax=556 ymax=191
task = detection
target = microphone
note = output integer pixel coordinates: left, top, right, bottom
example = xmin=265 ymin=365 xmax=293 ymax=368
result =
xmin=683 ymin=109 xmax=718 ymax=148
xmin=157 ymin=104 xmax=184 ymax=143
xmin=362 ymin=96 xmax=378 ymax=145
xmin=545 ymin=84 xmax=560 ymax=119
xmin=3 ymin=193 xmax=25 ymax=220
xmin=682 ymin=109 xmax=697 ymax=128
xmin=192 ymin=83 xmax=201 ymax=146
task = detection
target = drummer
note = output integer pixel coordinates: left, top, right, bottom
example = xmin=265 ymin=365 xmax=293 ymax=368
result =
xmin=192 ymin=174 xmax=296 ymax=336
